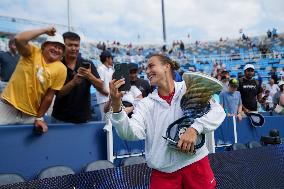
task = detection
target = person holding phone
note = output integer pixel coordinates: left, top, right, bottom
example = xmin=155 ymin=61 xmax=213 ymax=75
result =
xmin=109 ymin=54 xmax=225 ymax=189
xmin=95 ymin=50 xmax=114 ymax=121
xmin=52 ymin=32 xmax=105 ymax=123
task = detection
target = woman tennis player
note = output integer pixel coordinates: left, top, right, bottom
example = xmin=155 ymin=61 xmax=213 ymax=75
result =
xmin=109 ymin=54 xmax=225 ymax=189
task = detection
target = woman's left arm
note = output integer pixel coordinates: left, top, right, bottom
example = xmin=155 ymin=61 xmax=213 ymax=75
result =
xmin=190 ymin=99 xmax=226 ymax=134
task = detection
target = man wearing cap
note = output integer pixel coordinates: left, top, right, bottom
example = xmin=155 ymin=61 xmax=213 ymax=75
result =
xmin=128 ymin=63 xmax=152 ymax=97
xmin=0 ymin=26 xmax=67 ymax=132
xmin=95 ymin=50 xmax=114 ymax=121
xmin=238 ymin=64 xmax=262 ymax=113
xmin=219 ymin=78 xmax=243 ymax=121
xmin=52 ymin=32 xmax=105 ymax=123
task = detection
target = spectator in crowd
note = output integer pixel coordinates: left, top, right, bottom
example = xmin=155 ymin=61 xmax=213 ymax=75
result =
xmin=214 ymin=68 xmax=223 ymax=81
xmin=121 ymin=84 xmax=143 ymax=117
xmin=0 ymin=26 xmax=66 ymax=132
xmin=104 ymin=82 xmax=143 ymax=118
xmin=258 ymin=42 xmax=269 ymax=58
xmin=179 ymin=40 xmax=185 ymax=52
xmin=109 ymin=54 xmax=225 ymax=188
xmin=219 ymin=78 xmax=242 ymax=121
xmin=219 ymin=61 xmax=226 ymax=71
xmin=273 ymin=81 xmax=284 ymax=107
xmin=172 ymin=60 xmax=183 ymax=82
xmin=211 ymin=62 xmax=218 ymax=78
xmin=280 ymin=68 xmax=284 ymax=81
xmin=261 ymin=89 xmax=273 ymax=111
xmin=128 ymin=63 xmax=152 ymax=97
xmin=238 ymin=64 xmax=262 ymax=113
xmin=274 ymin=91 xmax=284 ymax=115
xmin=273 ymin=82 xmax=284 ymax=115
xmin=267 ymin=29 xmax=272 ymax=38
xmin=95 ymin=50 xmax=114 ymax=121
xmin=175 ymin=70 xmax=183 ymax=82
xmin=266 ymin=78 xmax=280 ymax=100
xmin=270 ymin=67 xmax=278 ymax=84
xmin=220 ymin=70 xmax=230 ymax=92
xmin=0 ymin=38 xmax=19 ymax=93
xmin=162 ymin=45 xmax=167 ymax=52
xmin=272 ymin=28 xmax=278 ymax=38
xmin=242 ymin=33 xmax=249 ymax=41
xmin=52 ymin=32 xmax=104 ymax=123
xmin=257 ymin=72 xmax=263 ymax=87
xmin=237 ymin=72 xmax=243 ymax=80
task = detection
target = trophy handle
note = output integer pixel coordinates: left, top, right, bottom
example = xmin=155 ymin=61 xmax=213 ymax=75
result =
xmin=164 ymin=116 xmax=205 ymax=150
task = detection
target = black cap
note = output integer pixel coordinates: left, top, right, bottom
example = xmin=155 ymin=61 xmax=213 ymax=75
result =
xmin=100 ymin=50 xmax=113 ymax=59
xmin=128 ymin=63 xmax=138 ymax=71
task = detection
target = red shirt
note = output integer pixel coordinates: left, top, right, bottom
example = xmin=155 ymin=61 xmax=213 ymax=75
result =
xmin=158 ymin=89 xmax=175 ymax=105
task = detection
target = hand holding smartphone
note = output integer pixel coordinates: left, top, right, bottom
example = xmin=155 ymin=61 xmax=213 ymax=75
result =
xmin=78 ymin=61 xmax=91 ymax=77
xmin=113 ymin=63 xmax=131 ymax=91
xmin=80 ymin=61 xmax=91 ymax=69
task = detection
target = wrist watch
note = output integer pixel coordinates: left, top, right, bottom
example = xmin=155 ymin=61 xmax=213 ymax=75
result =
xmin=35 ymin=117 xmax=44 ymax=121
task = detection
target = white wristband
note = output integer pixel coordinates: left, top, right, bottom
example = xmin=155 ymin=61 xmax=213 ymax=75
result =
xmin=111 ymin=103 xmax=125 ymax=114
xmin=35 ymin=117 xmax=44 ymax=121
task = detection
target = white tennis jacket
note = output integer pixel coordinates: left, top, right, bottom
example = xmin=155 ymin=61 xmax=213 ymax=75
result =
xmin=110 ymin=81 xmax=226 ymax=173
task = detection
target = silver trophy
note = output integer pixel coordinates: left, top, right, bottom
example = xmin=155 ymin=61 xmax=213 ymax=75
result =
xmin=163 ymin=72 xmax=223 ymax=151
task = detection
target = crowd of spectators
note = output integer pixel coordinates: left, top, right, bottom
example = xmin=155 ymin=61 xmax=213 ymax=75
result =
xmin=213 ymin=63 xmax=284 ymax=116
xmin=0 ymin=27 xmax=283 ymax=131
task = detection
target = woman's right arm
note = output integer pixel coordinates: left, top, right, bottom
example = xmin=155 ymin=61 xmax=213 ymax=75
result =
xmin=109 ymin=79 xmax=147 ymax=141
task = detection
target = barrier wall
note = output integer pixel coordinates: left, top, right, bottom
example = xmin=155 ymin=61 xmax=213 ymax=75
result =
xmin=3 ymin=145 xmax=284 ymax=189
xmin=236 ymin=116 xmax=284 ymax=143
xmin=214 ymin=116 xmax=284 ymax=150
xmin=0 ymin=116 xmax=283 ymax=180
xmin=109 ymin=115 xmax=284 ymax=161
xmin=0 ymin=122 xmax=107 ymax=180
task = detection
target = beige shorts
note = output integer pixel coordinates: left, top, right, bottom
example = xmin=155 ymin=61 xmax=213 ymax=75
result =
xmin=0 ymin=99 xmax=34 ymax=125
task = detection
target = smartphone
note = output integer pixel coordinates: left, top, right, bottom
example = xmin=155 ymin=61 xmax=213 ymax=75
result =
xmin=113 ymin=63 xmax=131 ymax=91
xmin=80 ymin=61 xmax=91 ymax=69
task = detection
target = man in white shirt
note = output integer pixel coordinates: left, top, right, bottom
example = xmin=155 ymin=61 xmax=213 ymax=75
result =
xmin=266 ymin=78 xmax=280 ymax=100
xmin=96 ymin=50 xmax=114 ymax=121
xmin=280 ymin=68 xmax=284 ymax=82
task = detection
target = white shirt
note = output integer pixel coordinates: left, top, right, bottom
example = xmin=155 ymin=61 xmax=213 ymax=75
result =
xmin=95 ymin=64 xmax=114 ymax=104
xmin=280 ymin=71 xmax=284 ymax=81
xmin=122 ymin=86 xmax=142 ymax=105
xmin=266 ymin=84 xmax=280 ymax=99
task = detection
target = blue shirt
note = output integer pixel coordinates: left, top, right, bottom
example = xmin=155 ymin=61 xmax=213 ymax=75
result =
xmin=219 ymin=91 xmax=242 ymax=115
xmin=174 ymin=71 xmax=183 ymax=82
xmin=0 ymin=51 xmax=19 ymax=82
